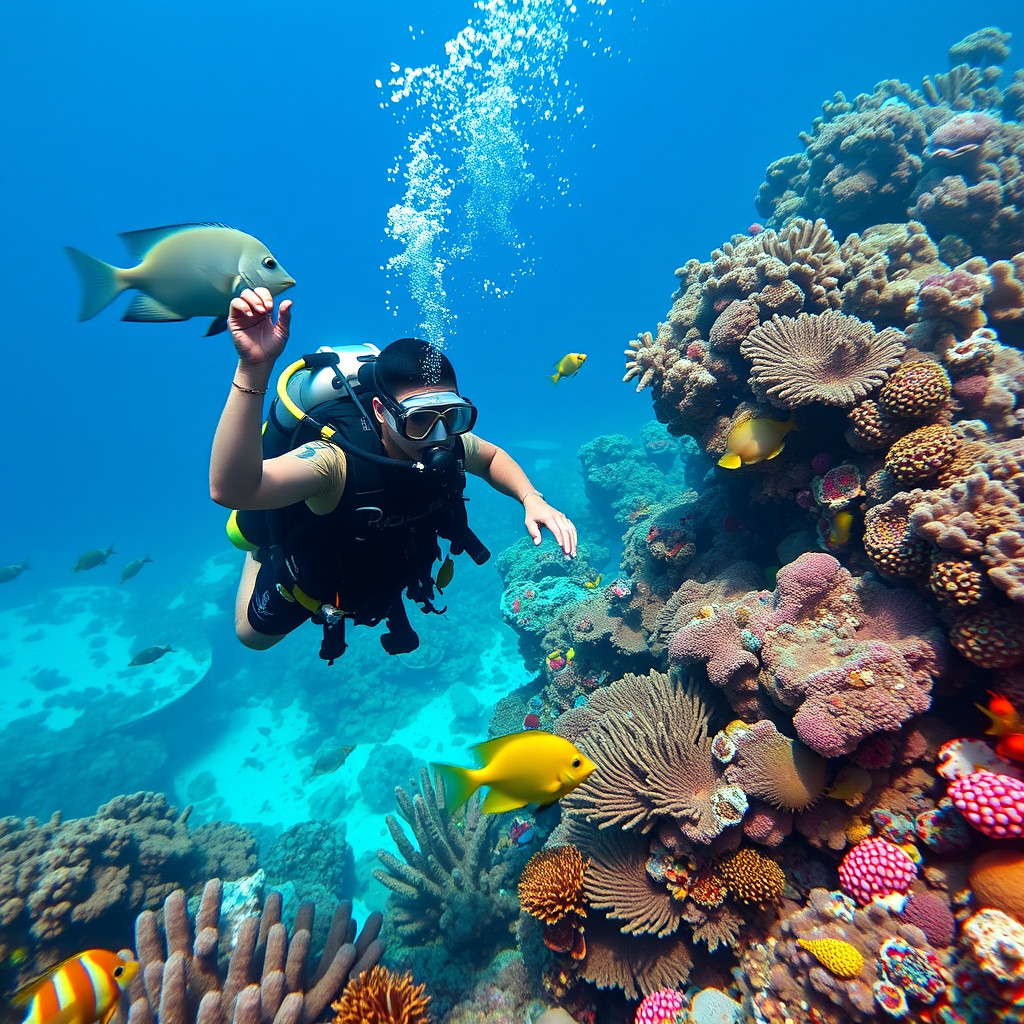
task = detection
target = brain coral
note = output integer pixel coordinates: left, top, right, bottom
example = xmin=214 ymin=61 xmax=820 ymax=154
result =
xmin=885 ymin=424 xmax=960 ymax=483
xmin=741 ymin=310 xmax=906 ymax=409
xmin=878 ymin=359 xmax=952 ymax=418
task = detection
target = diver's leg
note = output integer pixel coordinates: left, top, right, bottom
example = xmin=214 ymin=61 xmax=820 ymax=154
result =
xmin=235 ymin=553 xmax=288 ymax=650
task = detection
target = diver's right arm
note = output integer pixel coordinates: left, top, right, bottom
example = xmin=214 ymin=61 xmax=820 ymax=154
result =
xmin=209 ymin=288 xmax=321 ymax=510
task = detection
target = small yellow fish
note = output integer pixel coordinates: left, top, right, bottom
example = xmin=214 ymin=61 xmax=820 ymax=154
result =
xmin=8 ymin=947 xmax=28 ymax=967
xmin=829 ymin=511 xmax=854 ymax=548
xmin=550 ymin=353 xmax=587 ymax=384
xmin=565 ymin=647 xmax=575 ymax=662
xmin=824 ymin=763 xmax=873 ymax=804
xmin=433 ymin=731 xmax=597 ymax=814
xmin=14 ymin=949 xmax=139 ymax=1024
xmin=584 ymin=574 xmax=603 ymax=589
xmin=546 ymin=650 xmax=563 ymax=662
xmin=436 ymin=555 xmax=455 ymax=592
xmin=65 ymin=223 xmax=295 ymax=336
xmin=717 ymin=417 xmax=797 ymax=470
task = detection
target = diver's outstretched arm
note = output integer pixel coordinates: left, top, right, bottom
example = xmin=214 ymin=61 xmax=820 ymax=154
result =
xmin=465 ymin=434 xmax=577 ymax=558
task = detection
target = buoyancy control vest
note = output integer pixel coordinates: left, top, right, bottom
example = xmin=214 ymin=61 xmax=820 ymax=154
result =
xmin=227 ymin=345 xmax=490 ymax=664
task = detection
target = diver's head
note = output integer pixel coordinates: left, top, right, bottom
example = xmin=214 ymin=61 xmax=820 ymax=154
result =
xmin=371 ymin=338 xmax=477 ymax=460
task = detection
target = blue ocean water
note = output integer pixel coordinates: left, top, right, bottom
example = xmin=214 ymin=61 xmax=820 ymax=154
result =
xmin=3 ymin=0 xmax=1024 ymax=1019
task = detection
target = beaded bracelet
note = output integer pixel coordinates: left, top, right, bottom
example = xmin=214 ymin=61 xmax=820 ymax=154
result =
xmin=231 ymin=380 xmax=268 ymax=396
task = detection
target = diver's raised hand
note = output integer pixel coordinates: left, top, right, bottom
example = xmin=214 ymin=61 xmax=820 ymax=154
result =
xmin=228 ymin=287 xmax=292 ymax=366
xmin=524 ymin=494 xmax=578 ymax=558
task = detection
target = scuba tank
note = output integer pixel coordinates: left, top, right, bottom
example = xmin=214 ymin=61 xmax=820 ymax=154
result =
xmin=263 ymin=343 xmax=380 ymax=457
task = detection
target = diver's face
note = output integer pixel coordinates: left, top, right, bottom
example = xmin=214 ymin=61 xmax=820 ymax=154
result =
xmin=372 ymin=384 xmax=456 ymax=460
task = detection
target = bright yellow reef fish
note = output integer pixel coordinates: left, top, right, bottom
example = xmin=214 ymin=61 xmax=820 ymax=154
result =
xmin=434 ymin=731 xmax=597 ymax=814
xmin=15 ymin=949 xmax=139 ymax=1024
xmin=584 ymin=574 xmax=603 ymax=589
xmin=550 ymin=353 xmax=587 ymax=384
xmin=718 ymin=417 xmax=797 ymax=470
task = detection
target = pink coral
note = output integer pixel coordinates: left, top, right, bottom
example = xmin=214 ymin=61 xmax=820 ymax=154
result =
xmin=634 ymin=987 xmax=686 ymax=1024
xmin=948 ymin=770 xmax=1024 ymax=839
xmin=838 ymin=837 xmax=917 ymax=906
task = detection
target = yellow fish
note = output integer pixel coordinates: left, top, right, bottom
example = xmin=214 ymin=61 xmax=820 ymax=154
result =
xmin=717 ymin=417 xmax=797 ymax=470
xmin=829 ymin=511 xmax=854 ymax=547
xmin=824 ymin=763 xmax=872 ymax=803
xmin=65 ymin=223 xmax=295 ymax=336
xmin=15 ymin=949 xmax=139 ymax=1024
xmin=547 ymin=650 xmax=563 ymax=661
xmin=436 ymin=555 xmax=455 ymax=592
xmin=550 ymin=353 xmax=587 ymax=384
xmin=584 ymin=574 xmax=603 ymax=589
xmin=433 ymin=731 xmax=597 ymax=814
xmin=566 ymin=647 xmax=575 ymax=662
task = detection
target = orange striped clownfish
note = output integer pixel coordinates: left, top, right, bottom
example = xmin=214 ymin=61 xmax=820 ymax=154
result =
xmin=14 ymin=949 xmax=138 ymax=1024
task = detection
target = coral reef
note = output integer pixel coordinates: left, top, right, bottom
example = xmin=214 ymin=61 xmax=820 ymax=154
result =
xmin=331 ymin=966 xmax=429 ymax=1024
xmin=0 ymin=793 xmax=257 ymax=985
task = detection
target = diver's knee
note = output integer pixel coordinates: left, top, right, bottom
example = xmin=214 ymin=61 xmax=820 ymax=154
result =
xmin=236 ymin=620 xmax=283 ymax=650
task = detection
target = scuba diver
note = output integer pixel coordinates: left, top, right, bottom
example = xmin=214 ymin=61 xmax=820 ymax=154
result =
xmin=210 ymin=287 xmax=577 ymax=664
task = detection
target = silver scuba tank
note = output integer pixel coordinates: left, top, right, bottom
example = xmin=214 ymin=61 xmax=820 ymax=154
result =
xmin=271 ymin=343 xmax=380 ymax=435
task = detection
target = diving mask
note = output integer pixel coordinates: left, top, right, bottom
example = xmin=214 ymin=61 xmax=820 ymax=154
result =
xmin=379 ymin=389 xmax=478 ymax=442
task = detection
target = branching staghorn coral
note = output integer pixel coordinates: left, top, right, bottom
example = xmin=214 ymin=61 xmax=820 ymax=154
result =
xmin=120 ymin=879 xmax=382 ymax=1024
xmin=373 ymin=768 xmax=521 ymax=956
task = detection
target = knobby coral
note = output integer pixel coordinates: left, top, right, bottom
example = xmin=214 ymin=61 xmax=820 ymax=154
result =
xmin=124 ymin=879 xmax=383 ymax=1024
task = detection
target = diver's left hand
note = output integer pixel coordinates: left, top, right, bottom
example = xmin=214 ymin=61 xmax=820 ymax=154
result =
xmin=524 ymin=495 xmax=577 ymax=558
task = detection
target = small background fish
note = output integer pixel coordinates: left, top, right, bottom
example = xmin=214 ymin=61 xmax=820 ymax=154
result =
xmin=550 ymin=353 xmax=586 ymax=384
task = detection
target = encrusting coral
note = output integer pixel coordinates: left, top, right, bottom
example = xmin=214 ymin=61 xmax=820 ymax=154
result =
xmin=121 ymin=878 xmax=383 ymax=1024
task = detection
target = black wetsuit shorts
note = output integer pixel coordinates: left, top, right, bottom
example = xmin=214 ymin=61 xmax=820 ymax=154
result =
xmin=246 ymin=558 xmax=312 ymax=636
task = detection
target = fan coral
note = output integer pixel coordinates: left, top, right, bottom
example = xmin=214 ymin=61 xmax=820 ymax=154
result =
xmin=331 ymin=966 xmax=430 ymax=1024
xmin=884 ymin=423 xmax=960 ymax=483
xmin=877 ymin=359 xmax=951 ymax=418
xmin=716 ymin=848 xmax=785 ymax=906
xmin=583 ymin=828 xmax=682 ymax=938
xmin=948 ymin=770 xmax=1024 ymax=838
xmin=724 ymin=721 xmax=826 ymax=812
xmin=741 ymin=310 xmax=906 ymax=409
xmin=838 ymin=837 xmax=917 ymax=905
xmin=796 ymin=937 xmax=864 ymax=978
xmin=518 ymin=846 xmax=588 ymax=925
xmin=564 ymin=671 xmax=738 ymax=849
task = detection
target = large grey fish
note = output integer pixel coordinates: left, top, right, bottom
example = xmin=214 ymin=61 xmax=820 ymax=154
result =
xmin=65 ymin=223 xmax=295 ymax=336
xmin=0 ymin=560 xmax=29 ymax=583
xmin=73 ymin=547 xmax=115 ymax=572
xmin=129 ymin=644 xmax=174 ymax=666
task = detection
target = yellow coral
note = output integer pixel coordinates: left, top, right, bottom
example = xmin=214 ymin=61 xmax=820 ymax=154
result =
xmin=797 ymin=937 xmax=864 ymax=978
xmin=845 ymin=822 xmax=873 ymax=845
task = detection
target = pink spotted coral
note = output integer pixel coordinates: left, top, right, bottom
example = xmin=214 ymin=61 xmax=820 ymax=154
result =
xmin=838 ymin=837 xmax=917 ymax=906
xmin=634 ymin=987 xmax=685 ymax=1024
xmin=948 ymin=770 xmax=1024 ymax=839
